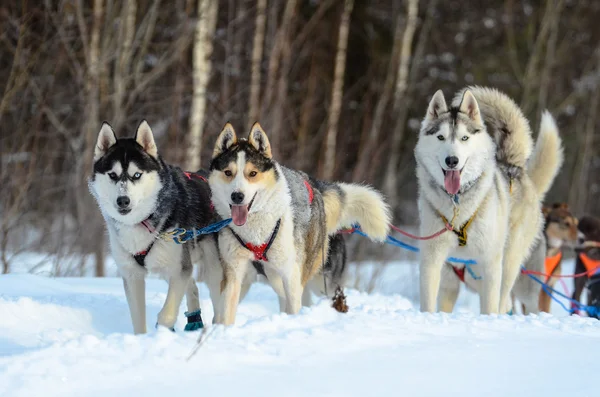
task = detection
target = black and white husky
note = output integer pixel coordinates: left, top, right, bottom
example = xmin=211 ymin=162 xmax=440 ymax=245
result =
xmin=206 ymin=123 xmax=391 ymax=325
xmin=89 ymin=121 xmax=218 ymax=334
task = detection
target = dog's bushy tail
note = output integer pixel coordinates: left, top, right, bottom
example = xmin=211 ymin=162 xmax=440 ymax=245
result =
xmin=323 ymin=183 xmax=391 ymax=242
xmin=527 ymin=110 xmax=564 ymax=199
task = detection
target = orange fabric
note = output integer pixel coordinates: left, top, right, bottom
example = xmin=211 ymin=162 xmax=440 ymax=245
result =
xmin=544 ymin=251 xmax=562 ymax=279
xmin=579 ymin=252 xmax=600 ymax=276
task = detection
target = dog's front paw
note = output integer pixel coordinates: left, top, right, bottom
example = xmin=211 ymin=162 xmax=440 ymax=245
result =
xmin=155 ymin=322 xmax=176 ymax=332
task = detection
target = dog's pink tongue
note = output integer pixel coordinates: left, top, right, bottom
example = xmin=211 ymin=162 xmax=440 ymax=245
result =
xmin=444 ymin=170 xmax=461 ymax=195
xmin=231 ymin=205 xmax=249 ymax=226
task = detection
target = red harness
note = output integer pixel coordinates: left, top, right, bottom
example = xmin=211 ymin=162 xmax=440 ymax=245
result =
xmin=184 ymin=171 xmax=208 ymax=182
xmin=230 ymin=219 xmax=281 ymax=261
xmin=451 ymin=265 xmax=466 ymax=283
xmin=229 ymin=180 xmax=314 ymax=262
xmin=304 ymin=180 xmax=314 ymax=204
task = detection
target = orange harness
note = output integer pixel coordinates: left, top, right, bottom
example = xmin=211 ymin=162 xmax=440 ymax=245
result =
xmin=544 ymin=251 xmax=562 ymax=281
xmin=580 ymin=252 xmax=600 ymax=276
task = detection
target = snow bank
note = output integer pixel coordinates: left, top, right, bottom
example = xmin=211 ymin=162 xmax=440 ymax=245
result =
xmin=1 ymin=273 xmax=599 ymax=397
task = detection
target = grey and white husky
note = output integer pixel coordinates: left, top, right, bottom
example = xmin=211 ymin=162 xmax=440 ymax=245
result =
xmin=415 ymin=86 xmax=563 ymax=314
xmin=89 ymin=121 xmax=218 ymax=334
xmin=206 ymin=123 xmax=391 ymax=325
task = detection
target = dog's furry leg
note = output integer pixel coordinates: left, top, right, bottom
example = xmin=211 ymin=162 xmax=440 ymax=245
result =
xmin=521 ymin=294 xmax=539 ymax=315
xmin=207 ymin=282 xmax=224 ymax=324
xmin=123 ymin=275 xmax=146 ymax=334
xmin=157 ymin=275 xmax=190 ymax=329
xmin=280 ymin=261 xmax=303 ymax=314
xmin=499 ymin=239 xmax=534 ymax=314
xmin=438 ymin=264 xmax=461 ymax=313
xmin=185 ymin=278 xmax=201 ymax=313
xmin=221 ymin=265 xmax=243 ymax=325
xmin=278 ymin=295 xmax=287 ymax=312
xmin=301 ymin=288 xmax=313 ymax=307
xmin=480 ymin=253 xmax=503 ymax=314
xmin=420 ymin=238 xmax=453 ymax=313
xmin=538 ymin=278 xmax=555 ymax=313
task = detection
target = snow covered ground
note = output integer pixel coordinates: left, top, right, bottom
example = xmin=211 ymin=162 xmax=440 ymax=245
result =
xmin=1 ymin=259 xmax=600 ymax=397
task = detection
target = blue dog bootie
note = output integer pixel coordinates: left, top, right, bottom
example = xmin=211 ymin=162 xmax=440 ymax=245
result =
xmin=184 ymin=309 xmax=204 ymax=331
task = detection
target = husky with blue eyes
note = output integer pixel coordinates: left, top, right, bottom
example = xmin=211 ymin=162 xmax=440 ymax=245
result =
xmin=89 ymin=121 xmax=220 ymax=334
xmin=415 ymin=86 xmax=564 ymax=315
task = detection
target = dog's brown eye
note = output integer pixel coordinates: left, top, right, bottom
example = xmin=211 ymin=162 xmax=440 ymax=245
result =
xmin=437 ymin=135 xmax=445 ymax=141
xmin=108 ymin=172 xmax=118 ymax=181
xmin=249 ymin=171 xmax=257 ymax=178
xmin=224 ymin=170 xmax=232 ymax=177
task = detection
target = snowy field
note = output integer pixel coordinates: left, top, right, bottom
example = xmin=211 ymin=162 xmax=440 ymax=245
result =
xmin=1 ymin=259 xmax=600 ymax=397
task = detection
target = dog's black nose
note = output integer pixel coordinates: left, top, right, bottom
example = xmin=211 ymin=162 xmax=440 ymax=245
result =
xmin=116 ymin=196 xmax=130 ymax=208
xmin=445 ymin=156 xmax=459 ymax=169
xmin=231 ymin=192 xmax=245 ymax=204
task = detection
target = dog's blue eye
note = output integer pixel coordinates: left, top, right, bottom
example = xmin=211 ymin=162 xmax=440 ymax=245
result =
xmin=461 ymin=136 xmax=469 ymax=141
xmin=108 ymin=172 xmax=118 ymax=181
xmin=132 ymin=172 xmax=142 ymax=180
xmin=437 ymin=135 xmax=445 ymax=141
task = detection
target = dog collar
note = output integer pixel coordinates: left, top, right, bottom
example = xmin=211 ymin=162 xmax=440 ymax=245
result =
xmin=229 ymin=219 xmax=281 ymax=262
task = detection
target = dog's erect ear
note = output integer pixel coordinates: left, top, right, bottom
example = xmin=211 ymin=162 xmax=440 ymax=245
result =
xmin=212 ymin=123 xmax=237 ymax=159
xmin=458 ymin=90 xmax=482 ymax=124
xmin=248 ymin=122 xmax=272 ymax=159
xmin=135 ymin=120 xmax=158 ymax=158
xmin=426 ymin=90 xmax=448 ymax=121
xmin=94 ymin=122 xmax=117 ymax=161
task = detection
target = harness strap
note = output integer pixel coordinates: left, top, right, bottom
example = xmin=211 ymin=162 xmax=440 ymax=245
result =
xmin=439 ymin=209 xmax=477 ymax=247
xmin=544 ymin=251 xmax=563 ymax=281
xmin=451 ymin=265 xmax=466 ymax=283
xmin=580 ymin=252 xmax=600 ymax=276
xmin=230 ymin=219 xmax=282 ymax=262
xmin=184 ymin=171 xmax=208 ymax=182
xmin=304 ymin=180 xmax=314 ymax=204
xmin=134 ymin=241 xmax=155 ymax=267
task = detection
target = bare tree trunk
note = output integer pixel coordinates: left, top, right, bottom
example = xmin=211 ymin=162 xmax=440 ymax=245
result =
xmin=248 ymin=0 xmax=267 ymax=129
xmin=383 ymin=0 xmax=420 ymax=200
xmin=76 ymin=0 xmax=106 ymax=277
xmin=572 ymin=48 xmax=600 ymax=214
xmin=322 ymin=0 xmax=353 ymax=180
xmin=264 ymin=0 xmax=298 ymax=157
xmin=537 ymin=0 xmax=564 ymax=115
xmin=222 ymin=0 xmax=235 ymax=120
xmin=503 ymin=0 xmax=524 ymax=80
xmin=520 ymin=0 xmax=556 ymax=115
xmin=186 ymin=0 xmax=219 ymax=171
xmin=297 ymin=53 xmax=319 ymax=170
xmin=134 ymin=0 xmax=162 ymax=86
xmin=353 ymin=12 xmax=403 ymax=181
xmin=113 ymin=0 xmax=137 ymax=129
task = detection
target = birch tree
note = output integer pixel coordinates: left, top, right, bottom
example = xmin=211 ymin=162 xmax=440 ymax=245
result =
xmin=383 ymin=0 xmax=419 ymax=200
xmin=248 ymin=0 xmax=267 ymax=129
xmin=186 ymin=0 xmax=219 ymax=171
xmin=322 ymin=0 xmax=353 ymax=180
